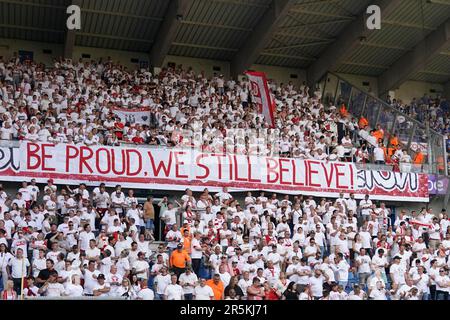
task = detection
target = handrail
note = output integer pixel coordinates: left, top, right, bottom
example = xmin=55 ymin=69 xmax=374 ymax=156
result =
xmin=324 ymin=72 xmax=448 ymax=176
xmin=328 ymin=72 xmax=445 ymax=138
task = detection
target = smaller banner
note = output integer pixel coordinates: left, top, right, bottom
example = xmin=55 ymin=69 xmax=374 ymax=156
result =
xmin=112 ymin=107 xmax=151 ymax=125
xmin=245 ymin=71 xmax=275 ymax=128
xmin=428 ymin=175 xmax=449 ymax=195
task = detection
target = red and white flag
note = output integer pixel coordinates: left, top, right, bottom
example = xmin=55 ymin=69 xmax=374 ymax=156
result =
xmin=410 ymin=220 xmax=433 ymax=229
xmin=245 ymin=71 xmax=276 ymax=128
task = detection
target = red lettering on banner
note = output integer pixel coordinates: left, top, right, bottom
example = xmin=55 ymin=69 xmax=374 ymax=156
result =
xmin=234 ymin=155 xmax=247 ymax=182
xmin=195 ymin=154 xmax=210 ymax=179
xmin=349 ymin=164 xmax=354 ymax=189
xmin=111 ymin=149 xmax=126 ymax=175
xmin=174 ymin=151 xmax=188 ymax=179
xmin=41 ymin=144 xmax=55 ymax=172
xmin=248 ymin=156 xmax=261 ymax=183
xmin=66 ymin=145 xmax=79 ymax=172
xmin=279 ymin=158 xmax=291 ymax=185
xmin=27 ymin=143 xmax=41 ymax=170
xmin=321 ymin=163 xmax=334 ymax=188
xmin=292 ymin=160 xmax=305 ymax=186
xmin=213 ymin=154 xmax=223 ymax=180
xmin=96 ymin=148 xmax=111 ymax=174
xmin=79 ymin=147 xmax=94 ymax=174
xmin=266 ymin=158 xmax=279 ymax=183
xmin=307 ymin=161 xmax=321 ymax=188
xmin=148 ymin=151 xmax=172 ymax=177
xmin=126 ymin=150 xmax=142 ymax=176
xmin=227 ymin=154 xmax=233 ymax=180
xmin=334 ymin=163 xmax=348 ymax=189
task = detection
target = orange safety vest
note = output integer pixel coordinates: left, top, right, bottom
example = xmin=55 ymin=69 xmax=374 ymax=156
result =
xmin=358 ymin=117 xmax=369 ymax=129
xmin=339 ymin=104 xmax=348 ymax=117
xmin=372 ymin=130 xmax=384 ymax=142
xmin=390 ymin=136 xmax=399 ymax=147
xmin=414 ymin=152 xmax=424 ymax=165
xmin=182 ymin=236 xmax=192 ymax=254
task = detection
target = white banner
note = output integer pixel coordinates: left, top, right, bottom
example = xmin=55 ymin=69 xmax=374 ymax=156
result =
xmin=112 ymin=107 xmax=151 ymax=125
xmin=0 ymin=142 xmax=429 ymax=202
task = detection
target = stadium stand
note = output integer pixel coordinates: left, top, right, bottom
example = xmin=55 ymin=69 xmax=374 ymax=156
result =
xmin=0 ymin=0 xmax=449 ymax=302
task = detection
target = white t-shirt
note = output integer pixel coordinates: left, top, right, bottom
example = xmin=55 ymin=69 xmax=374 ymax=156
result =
xmin=83 ymin=269 xmax=101 ymax=294
xmin=8 ymin=257 xmax=30 ymax=278
xmin=154 ymin=274 xmax=171 ymax=294
xmin=137 ymin=288 xmax=154 ymax=300
xmin=64 ymin=283 xmax=84 ymax=297
xmin=374 ymin=147 xmax=385 ymax=161
xmin=308 ymin=275 xmax=324 ymax=297
xmin=179 ymin=272 xmax=198 ymax=294
xmin=165 ymin=283 xmax=184 ymax=300
xmin=191 ymin=238 xmax=203 ymax=259
xmin=44 ymin=283 xmax=65 ymax=297
xmin=194 ymin=285 xmax=214 ymax=300
xmin=355 ymin=255 xmax=371 ymax=273
xmin=161 ymin=209 xmax=177 ymax=225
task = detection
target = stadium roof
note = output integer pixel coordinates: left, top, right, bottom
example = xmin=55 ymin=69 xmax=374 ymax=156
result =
xmin=1 ymin=0 xmax=450 ymax=93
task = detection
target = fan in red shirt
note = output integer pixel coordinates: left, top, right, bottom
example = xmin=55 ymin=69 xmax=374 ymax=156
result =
xmin=264 ymin=282 xmax=281 ymax=300
xmin=131 ymin=132 xmax=144 ymax=144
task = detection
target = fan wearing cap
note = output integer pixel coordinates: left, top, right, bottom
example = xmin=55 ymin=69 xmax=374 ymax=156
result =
xmin=389 ymin=256 xmax=406 ymax=292
xmin=92 ymin=273 xmax=111 ymax=297
xmin=132 ymin=252 xmax=149 ymax=281
xmin=170 ymin=243 xmax=191 ymax=279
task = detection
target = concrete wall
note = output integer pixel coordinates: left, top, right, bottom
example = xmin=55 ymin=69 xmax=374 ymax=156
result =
xmin=0 ymin=38 xmax=446 ymax=103
xmin=392 ymin=80 xmax=445 ymax=104
xmin=337 ymin=73 xmax=379 ymax=96
xmin=161 ymin=55 xmax=306 ymax=87
xmin=445 ymin=82 xmax=450 ymax=99
xmin=0 ymin=38 xmax=63 ymax=66
xmin=250 ymin=64 xmax=306 ymax=87
xmin=162 ymin=54 xmax=231 ymax=78
xmin=73 ymin=46 xmax=150 ymax=70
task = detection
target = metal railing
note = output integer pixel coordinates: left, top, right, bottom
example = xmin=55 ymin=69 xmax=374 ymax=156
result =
xmin=320 ymin=72 xmax=449 ymax=176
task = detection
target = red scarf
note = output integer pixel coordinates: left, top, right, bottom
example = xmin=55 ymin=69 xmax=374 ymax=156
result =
xmin=2 ymin=290 xmax=17 ymax=300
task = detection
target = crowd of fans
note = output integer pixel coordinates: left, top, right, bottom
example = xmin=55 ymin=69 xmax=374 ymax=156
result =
xmin=0 ymin=56 xmax=432 ymax=170
xmin=386 ymin=95 xmax=450 ymax=174
xmin=0 ymin=180 xmax=449 ymax=300
xmin=386 ymin=95 xmax=450 ymax=136
xmin=0 ymin=55 xmax=449 ymax=301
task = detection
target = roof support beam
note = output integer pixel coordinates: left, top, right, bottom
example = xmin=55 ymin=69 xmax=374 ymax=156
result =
xmin=171 ymin=42 xmax=238 ymax=52
xmin=64 ymin=0 xmax=80 ymax=60
xmin=149 ymin=0 xmax=193 ymax=68
xmin=294 ymin=0 xmax=339 ymax=6
xmin=378 ymin=18 xmax=450 ymax=95
xmin=209 ymin=0 xmax=269 ymax=9
xmin=230 ymin=0 xmax=296 ymax=77
xmin=361 ymin=41 xmax=409 ymax=51
xmin=306 ymin=0 xmax=403 ymax=86
xmin=180 ymin=20 xmax=251 ymax=32
xmin=274 ymin=32 xmax=334 ymax=41
xmin=383 ymin=20 xmax=435 ymax=30
xmin=259 ymin=52 xmax=315 ymax=61
xmin=0 ymin=24 xmax=64 ymax=34
xmin=265 ymin=40 xmax=334 ymax=51
xmin=277 ymin=17 xmax=353 ymax=32
xmin=289 ymin=8 xmax=354 ymax=19
xmin=341 ymin=61 xmax=389 ymax=70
